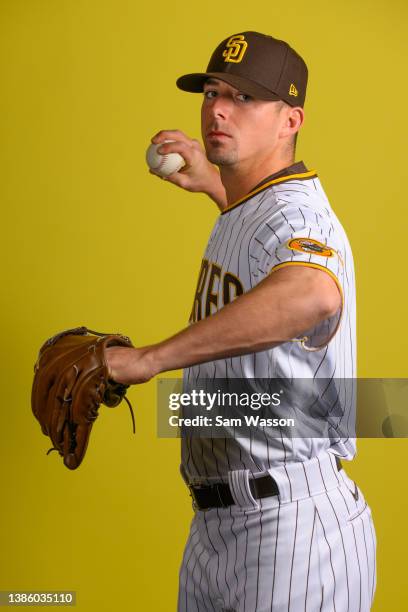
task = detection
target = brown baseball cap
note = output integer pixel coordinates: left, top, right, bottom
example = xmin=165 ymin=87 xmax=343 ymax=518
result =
xmin=176 ymin=31 xmax=308 ymax=107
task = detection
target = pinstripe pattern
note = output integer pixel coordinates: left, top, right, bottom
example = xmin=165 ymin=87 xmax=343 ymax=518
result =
xmin=178 ymin=164 xmax=376 ymax=610
xmin=182 ymin=169 xmax=356 ymax=481
xmin=178 ymin=452 xmax=376 ymax=611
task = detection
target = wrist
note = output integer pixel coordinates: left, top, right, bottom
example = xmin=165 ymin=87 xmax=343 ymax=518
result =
xmin=204 ymin=167 xmax=227 ymax=211
xmin=143 ymin=337 xmax=187 ymax=377
xmin=143 ymin=344 xmax=166 ymax=378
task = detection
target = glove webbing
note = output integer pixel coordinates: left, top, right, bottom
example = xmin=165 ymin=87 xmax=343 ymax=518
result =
xmin=46 ymin=395 xmax=135 ymax=458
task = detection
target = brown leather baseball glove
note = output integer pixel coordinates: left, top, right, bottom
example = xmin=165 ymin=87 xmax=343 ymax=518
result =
xmin=31 ymin=326 xmax=135 ymax=470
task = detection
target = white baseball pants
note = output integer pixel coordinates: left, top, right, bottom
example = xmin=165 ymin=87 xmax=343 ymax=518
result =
xmin=178 ymin=452 xmax=376 ymax=611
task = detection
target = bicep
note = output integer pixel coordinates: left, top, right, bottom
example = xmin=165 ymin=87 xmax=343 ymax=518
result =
xmin=266 ymin=262 xmax=342 ymax=317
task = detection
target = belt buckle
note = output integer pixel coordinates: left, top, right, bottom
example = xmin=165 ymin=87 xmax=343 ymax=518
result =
xmin=188 ymin=484 xmax=206 ymax=511
xmin=188 ymin=482 xmax=230 ymax=511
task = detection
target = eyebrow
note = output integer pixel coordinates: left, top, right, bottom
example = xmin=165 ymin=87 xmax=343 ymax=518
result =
xmin=203 ymin=78 xmax=221 ymax=87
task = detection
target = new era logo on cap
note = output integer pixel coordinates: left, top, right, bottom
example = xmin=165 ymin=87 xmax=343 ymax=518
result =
xmin=289 ymin=83 xmax=298 ymax=97
xmin=176 ymin=31 xmax=308 ymax=108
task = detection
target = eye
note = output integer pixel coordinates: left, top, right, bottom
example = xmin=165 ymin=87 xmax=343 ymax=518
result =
xmin=236 ymin=93 xmax=252 ymax=102
xmin=203 ymin=90 xmax=217 ymax=99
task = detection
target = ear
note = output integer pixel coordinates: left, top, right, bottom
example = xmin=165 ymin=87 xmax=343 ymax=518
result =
xmin=279 ymin=106 xmax=304 ymax=140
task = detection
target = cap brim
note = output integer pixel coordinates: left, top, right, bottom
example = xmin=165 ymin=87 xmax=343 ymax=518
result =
xmin=176 ymin=72 xmax=281 ymax=101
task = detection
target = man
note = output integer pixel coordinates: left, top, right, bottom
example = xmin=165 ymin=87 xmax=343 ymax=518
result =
xmin=107 ymin=32 xmax=376 ymax=611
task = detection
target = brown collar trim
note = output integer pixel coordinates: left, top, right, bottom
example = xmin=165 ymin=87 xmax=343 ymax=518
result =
xmin=221 ymin=165 xmax=317 ymax=215
xmin=251 ymin=161 xmax=309 ymax=191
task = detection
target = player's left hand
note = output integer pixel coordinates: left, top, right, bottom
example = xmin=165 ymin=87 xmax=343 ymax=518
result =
xmin=105 ymin=346 xmax=156 ymax=385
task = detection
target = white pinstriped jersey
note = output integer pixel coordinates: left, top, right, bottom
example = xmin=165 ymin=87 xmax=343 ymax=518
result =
xmin=182 ymin=162 xmax=356 ymax=483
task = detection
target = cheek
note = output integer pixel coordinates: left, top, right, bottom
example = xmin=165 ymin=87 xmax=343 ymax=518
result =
xmin=201 ymin=103 xmax=210 ymax=133
xmin=200 ymin=107 xmax=205 ymax=136
xmin=201 ymin=100 xmax=210 ymax=121
xmin=250 ymin=113 xmax=279 ymax=146
xmin=200 ymin=111 xmax=208 ymax=143
xmin=242 ymin=115 xmax=275 ymax=147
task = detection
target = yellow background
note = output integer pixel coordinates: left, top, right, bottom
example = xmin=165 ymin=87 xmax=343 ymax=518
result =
xmin=1 ymin=0 xmax=407 ymax=609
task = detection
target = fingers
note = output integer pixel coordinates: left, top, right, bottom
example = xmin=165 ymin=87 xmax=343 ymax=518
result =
xmin=151 ymin=130 xmax=203 ymax=150
xmin=149 ymin=168 xmax=192 ymax=190
xmin=151 ymin=129 xmax=192 ymax=145
xmin=163 ymin=171 xmax=192 ymax=189
xmin=190 ymin=138 xmax=202 ymax=150
xmin=155 ymin=140 xmax=195 ymax=166
xmin=148 ymin=130 xmax=214 ymax=195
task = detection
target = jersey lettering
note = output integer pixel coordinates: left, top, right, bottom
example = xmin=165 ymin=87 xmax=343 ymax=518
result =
xmin=205 ymin=263 xmax=221 ymax=317
xmin=223 ymin=272 xmax=244 ymax=304
xmin=189 ymin=259 xmax=244 ymax=323
xmin=189 ymin=259 xmax=209 ymax=323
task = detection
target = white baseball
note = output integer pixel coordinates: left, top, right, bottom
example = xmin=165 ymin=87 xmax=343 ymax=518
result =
xmin=146 ymin=139 xmax=186 ymax=177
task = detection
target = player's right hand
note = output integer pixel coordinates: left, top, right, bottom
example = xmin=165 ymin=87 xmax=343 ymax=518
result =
xmin=150 ymin=130 xmax=227 ymax=210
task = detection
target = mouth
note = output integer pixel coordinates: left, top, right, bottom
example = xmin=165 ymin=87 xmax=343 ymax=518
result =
xmin=207 ymin=130 xmax=231 ymax=139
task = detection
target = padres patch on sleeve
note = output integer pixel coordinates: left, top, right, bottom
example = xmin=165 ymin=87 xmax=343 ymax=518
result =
xmin=287 ymin=238 xmax=335 ymax=257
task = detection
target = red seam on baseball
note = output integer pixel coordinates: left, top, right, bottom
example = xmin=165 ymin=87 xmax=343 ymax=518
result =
xmin=158 ymin=155 xmax=168 ymax=170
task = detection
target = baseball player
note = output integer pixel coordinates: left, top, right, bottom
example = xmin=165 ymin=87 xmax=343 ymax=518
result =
xmin=106 ymin=32 xmax=377 ymax=611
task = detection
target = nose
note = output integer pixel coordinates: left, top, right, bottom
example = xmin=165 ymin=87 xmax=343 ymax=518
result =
xmin=207 ymin=94 xmax=232 ymax=120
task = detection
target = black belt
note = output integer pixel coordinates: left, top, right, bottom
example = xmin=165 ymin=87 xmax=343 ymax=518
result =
xmin=189 ymin=456 xmax=342 ymax=510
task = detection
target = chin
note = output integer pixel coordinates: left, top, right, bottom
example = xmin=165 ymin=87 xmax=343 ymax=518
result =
xmin=206 ymin=147 xmax=238 ymax=166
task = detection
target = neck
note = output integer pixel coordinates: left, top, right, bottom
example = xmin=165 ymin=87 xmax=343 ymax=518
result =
xmin=219 ymin=152 xmax=295 ymax=205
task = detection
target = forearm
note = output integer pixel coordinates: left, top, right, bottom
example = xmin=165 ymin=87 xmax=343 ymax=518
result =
xmin=204 ymin=168 xmax=228 ymax=211
xmin=149 ymin=267 xmax=338 ymax=375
